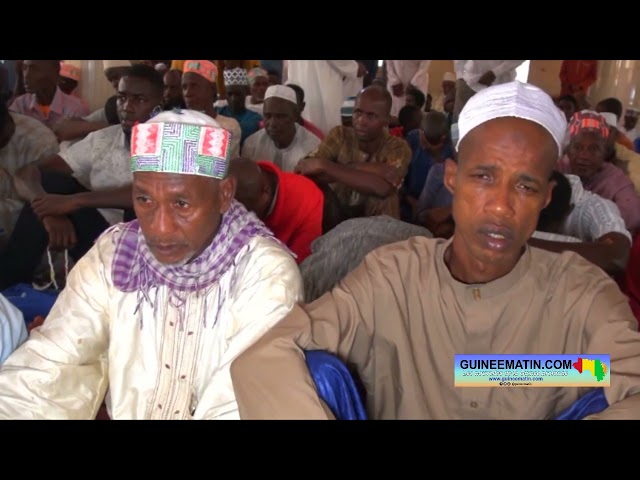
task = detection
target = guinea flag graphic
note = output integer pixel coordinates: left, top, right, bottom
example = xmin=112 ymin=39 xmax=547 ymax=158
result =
xmin=572 ymin=358 xmax=607 ymax=382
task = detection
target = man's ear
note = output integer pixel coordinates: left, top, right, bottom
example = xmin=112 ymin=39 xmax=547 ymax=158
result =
xmin=444 ymin=158 xmax=458 ymax=195
xmin=543 ymin=179 xmax=557 ymax=209
xmin=219 ymin=176 xmax=237 ymax=213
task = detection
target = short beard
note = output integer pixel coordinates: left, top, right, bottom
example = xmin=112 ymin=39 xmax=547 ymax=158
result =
xmin=154 ymin=248 xmax=198 ymax=268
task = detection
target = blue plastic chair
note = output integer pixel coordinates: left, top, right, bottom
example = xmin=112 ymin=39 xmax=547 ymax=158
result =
xmin=554 ymin=388 xmax=608 ymax=420
xmin=305 ymin=350 xmax=368 ymax=420
xmin=2 ymin=284 xmax=59 ymax=325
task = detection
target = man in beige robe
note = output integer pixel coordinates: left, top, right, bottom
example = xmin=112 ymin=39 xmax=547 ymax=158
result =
xmin=230 ymin=81 xmax=640 ymax=420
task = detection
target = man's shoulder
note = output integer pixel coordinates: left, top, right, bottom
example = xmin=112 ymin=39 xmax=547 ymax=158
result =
xmin=85 ymin=124 xmax=122 ymax=140
xmin=605 ymin=162 xmax=635 ymax=188
xmin=281 ymin=169 xmax=322 ymax=196
xmin=382 ymin=132 xmax=412 ymax=156
xmin=9 ymin=93 xmax=31 ymax=109
xmin=370 ymin=234 xmax=438 ymax=256
xmin=93 ymin=222 xmax=126 ymax=256
xmin=62 ymin=124 xmax=122 ymax=159
xmin=296 ymin=124 xmax=321 ymax=143
xmin=245 ymin=109 xmax=263 ymax=121
xmin=351 ymin=231 xmax=438 ymax=276
xmin=10 ymin=112 xmax=57 ymax=140
xmin=244 ymin=127 xmax=267 ymax=145
xmin=529 ymin=246 xmax=615 ymax=293
xmin=61 ymin=90 xmax=89 ymax=111
xmin=405 ymin=129 xmax=421 ymax=145
xmin=217 ymin=114 xmax=241 ymax=133
xmin=233 ymin=235 xmax=301 ymax=284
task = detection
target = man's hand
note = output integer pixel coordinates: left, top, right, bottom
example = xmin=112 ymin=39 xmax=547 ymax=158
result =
xmin=28 ymin=315 xmax=46 ymax=333
xmin=32 ymin=194 xmax=79 ymax=219
xmin=424 ymin=206 xmax=454 ymax=237
xmin=13 ymin=166 xmax=43 ymax=202
xmin=42 ymin=215 xmax=77 ymax=250
xmin=295 ymin=157 xmax=330 ymax=177
xmin=352 ymin=162 xmax=403 ymax=189
xmin=391 ymin=83 xmax=404 ymax=97
xmin=477 ymin=70 xmax=497 ymax=87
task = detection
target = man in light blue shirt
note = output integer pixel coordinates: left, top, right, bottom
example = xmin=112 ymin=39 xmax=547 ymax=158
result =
xmin=0 ymin=293 xmax=27 ymax=364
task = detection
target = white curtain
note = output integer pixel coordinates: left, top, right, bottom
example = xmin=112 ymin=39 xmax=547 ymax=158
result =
xmin=589 ymin=60 xmax=640 ymax=109
xmin=75 ymin=60 xmax=114 ymax=112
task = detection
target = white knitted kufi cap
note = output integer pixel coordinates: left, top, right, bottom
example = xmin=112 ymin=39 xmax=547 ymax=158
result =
xmin=457 ymin=81 xmax=567 ymax=157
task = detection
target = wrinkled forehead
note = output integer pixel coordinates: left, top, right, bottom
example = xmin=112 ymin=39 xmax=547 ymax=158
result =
xmin=570 ymin=129 xmax=607 ymax=145
xmin=133 ymin=171 xmax=219 ymax=191
xmin=459 ymin=117 xmax=559 ymax=164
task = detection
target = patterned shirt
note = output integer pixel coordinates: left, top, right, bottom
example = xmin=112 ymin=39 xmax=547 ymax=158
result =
xmin=532 ymin=174 xmax=632 ymax=243
xmin=308 ymin=126 xmax=411 ymax=219
xmin=59 ymin=125 xmax=132 ymax=226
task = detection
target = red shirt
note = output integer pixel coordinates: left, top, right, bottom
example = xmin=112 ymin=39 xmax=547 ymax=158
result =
xmin=620 ymin=233 xmax=640 ymax=327
xmin=258 ymin=161 xmax=324 ymax=263
xmin=389 ymin=126 xmax=404 ymax=138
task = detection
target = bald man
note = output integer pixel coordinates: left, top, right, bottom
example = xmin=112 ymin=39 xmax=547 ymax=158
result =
xmin=295 ymin=86 xmax=411 ymax=220
xmin=230 ymin=157 xmax=325 ymax=264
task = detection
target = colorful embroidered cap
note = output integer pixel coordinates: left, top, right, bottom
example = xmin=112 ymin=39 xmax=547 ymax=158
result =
xmin=183 ymin=60 xmax=217 ymax=83
xmin=223 ymin=67 xmax=249 ymax=87
xmin=103 ymin=60 xmax=132 ymax=71
xmin=60 ymin=61 xmax=81 ymax=81
xmin=568 ymin=111 xmax=610 ymax=140
xmin=247 ymin=67 xmax=268 ymax=86
xmin=131 ymin=109 xmax=232 ymax=179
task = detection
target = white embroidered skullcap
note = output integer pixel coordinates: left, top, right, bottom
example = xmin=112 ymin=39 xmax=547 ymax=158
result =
xmin=223 ymin=67 xmax=249 ymax=87
xmin=443 ymin=72 xmax=456 ymax=82
xmin=146 ymin=108 xmax=221 ymax=128
xmin=103 ymin=60 xmax=131 ymax=71
xmin=598 ymin=111 xmax=618 ymax=128
xmin=341 ymin=96 xmax=356 ymax=117
xmin=457 ymin=81 xmax=567 ymax=157
xmin=264 ymin=85 xmax=297 ymax=105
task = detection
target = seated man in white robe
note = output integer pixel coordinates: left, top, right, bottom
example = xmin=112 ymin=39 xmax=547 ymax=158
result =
xmin=0 ymin=109 xmax=303 ymax=419
xmin=241 ymin=85 xmax=321 ymax=172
